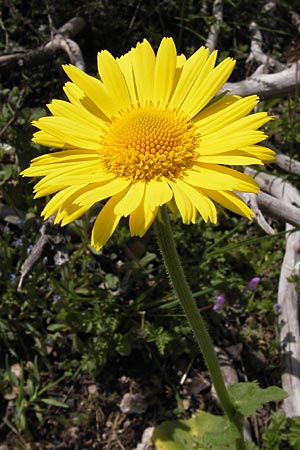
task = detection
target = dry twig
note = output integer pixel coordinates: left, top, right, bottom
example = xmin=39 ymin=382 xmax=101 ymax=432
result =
xmin=278 ymin=223 xmax=300 ymax=417
xmin=0 ymin=17 xmax=85 ymax=74
xmin=205 ymin=0 xmax=223 ymax=52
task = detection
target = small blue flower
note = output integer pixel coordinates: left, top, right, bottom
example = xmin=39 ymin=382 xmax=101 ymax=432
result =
xmin=27 ymin=244 xmax=34 ymax=255
xmin=53 ymin=294 xmax=61 ymax=303
xmin=16 ymin=218 xmax=26 ymax=228
xmin=9 ymin=273 xmax=17 ymax=287
xmin=14 ymin=238 xmax=23 ymax=248
xmin=3 ymin=224 xmax=11 ymax=234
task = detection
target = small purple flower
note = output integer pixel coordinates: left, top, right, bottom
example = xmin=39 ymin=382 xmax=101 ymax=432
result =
xmin=274 ymin=303 xmax=281 ymax=312
xmin=213 ymin=294 xmax=225 ymax=311
xmin=245 ymin=276 xmax=261 ymax=292
xmin=14 ymin=238 xmax=23 ymax=248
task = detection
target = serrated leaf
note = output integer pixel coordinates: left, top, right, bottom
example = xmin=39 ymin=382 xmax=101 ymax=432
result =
xmin=152 ymin=411 xmax=239 ymax=450
xmin=228 ymin=382 xmax=288 ymax=417
xmin=41 ymin=398 xmax=69 ymax=408
xmin=201 ymin=423 xmax=240 ymax=447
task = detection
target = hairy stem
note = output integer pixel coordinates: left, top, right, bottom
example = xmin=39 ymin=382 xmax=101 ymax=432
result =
xmin=155 ymin=206 xmax=245 ymax=449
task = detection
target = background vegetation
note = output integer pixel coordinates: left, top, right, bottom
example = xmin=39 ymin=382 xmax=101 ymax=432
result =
xmin=1 ymin=0 xmax=300 ymax=448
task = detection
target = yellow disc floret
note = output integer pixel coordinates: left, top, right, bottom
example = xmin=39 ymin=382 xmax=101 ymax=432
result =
xmin=100 ymin=105 xmax=197 ymax=181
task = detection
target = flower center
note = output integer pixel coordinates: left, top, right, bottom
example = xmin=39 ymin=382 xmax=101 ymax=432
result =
xmin=100 ymin=105 xmax=197 ymax=181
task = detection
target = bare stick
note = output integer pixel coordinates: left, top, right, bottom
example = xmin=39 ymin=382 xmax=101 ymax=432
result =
xmin=0 ymin=17 xmax=86 ymax=73
xmin=257 ymin=191 xmax=300 ymax=228
xmin=275 ymin=153 xmax=300 ymax=177
xmin=205 ymin=0 xmax=223 ymax=52
xmin=278 ymin=223 xmax=300 ymax=417
xmin=237 ymin=191 xmax=275 ymax=235
xmin=247 ymin=21 xmax=285 ymax=71
xmin=222 ymin=62 xmax=300 ymax=100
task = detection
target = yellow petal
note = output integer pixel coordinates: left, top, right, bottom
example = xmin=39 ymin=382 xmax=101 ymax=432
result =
xmin=32 ymin=130 xmax=66 ymax=148
xmin=183 ymin=170 xmax=239 ymax=191
xmin=75 ymin=178 xmax=131 ymax=207
xmin=129 ymin=189 xmax=158 ymax=236
xmin=194 ymin=95 xmax=259 ymax=133
xmin=153 ymin=37 xmax=177 ymax=107
xmin=91 ymin=191 xmax=126 ymax=250
xmin=47 ymin=99 xmax=108 ymax=132
xmin=97 ymin=50 xmax=131 ymax=111
xmin=241 ymin=145 xmax=275 ymax=162
xmin=28 ymin=149 xmax=98 ymax=166
xmin=130 ymin=39 xmax=156 ymax=105
xmin=169 ymin=46 xmax=210 ymax=109
xmin=32 ymin=117 xmax=102 ymax=150
xmin=190 ymin=163 xmax=259 ymax=192
xmin=146 ymin=178 xmax=173 ymax=211
xmin=196 ymin=153 xmax=263 ymax=165
xmin=174 ymin=179 xmax=217 ymax=222
xmin=63 ymin=81 xmax=108 ymax=121
xmin=114 ymin=182 xmax=145 ymax=216
xmin=168 ymin=179 xmax=195 ymax=224
xmin=33 ymin=166 xmax=115 ymax=193
xmin=63 ymin=64 xmax=118 ymax=119
xmin=199 ymin=130 xmax=268 ymax=153
xmin=41 ymin=185 xmax=86 ymax=220
xmin=204 ymin=190 xmax=254 ymax=219
xmin=117 ymin=53 xmax=138 ymax=107
xmin=181 ymin=55 xmax=236 ymax=117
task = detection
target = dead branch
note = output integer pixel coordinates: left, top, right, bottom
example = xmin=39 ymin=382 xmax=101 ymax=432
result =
xmin=276 ymin=153 xmax=300 ymax=176
xmin=245 ymin=167 xmax=300 ymax=206
xmin=244 ymin=167 xmax=300 ymax=228
xmin=237 ymin=191 xmax=275 ymax=234
xmin=244 ymin=163 xmax=300 ymax=416
xmin=222 ymin=62 xmax=300 ymax=100
xmin=0 ymin=17 xmax=85 ymax=74
xmin=205 ymin=0 xmax=223 ymax=52
xmin=17 ymin=216 xmax=66 ymax=292
xmin=257 ymin=191 xmax=300 ymax=228
xmin=278 ymin=223 xmax=300 ymax=417
xmin=247 ymin=21 xmax=285 ymax=72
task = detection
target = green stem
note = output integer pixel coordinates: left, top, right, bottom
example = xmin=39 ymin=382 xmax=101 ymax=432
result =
xmin=155 ymin=206 xmax=246 ymax=449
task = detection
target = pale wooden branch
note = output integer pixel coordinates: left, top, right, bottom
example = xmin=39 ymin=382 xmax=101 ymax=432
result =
xmin=244 ymin=164 xmax=300 ymax=416
xmin=278 ymin=223 xmax=300 ymax=417
xmin=243 ymin=167 xmax=300 ymax=227
xmin=237 ymin=191 xmax=275 ymax=234
xmin=17 ymin=216 xmax=65 ymax=292
xmin=290 ymin=9 xmax=300 ymax=36
xmin=205 ymin=0 xmax=223 ymax=52
xmin=247 ymin=21 xmax=285 ymax=72
xmin=276 ymin=153 xmax=300 ymax=176
xmin=245 ymin=167 xmax=300 ymax=206
xmin=0 ymin=17 xmax=86 ymax=73
xmin=222 ymin=62 xmax=300 ymax=100
xmin=257 ymin=191 xmax=300 ymax=229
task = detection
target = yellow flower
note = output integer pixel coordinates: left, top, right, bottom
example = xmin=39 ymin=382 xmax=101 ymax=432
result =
xmin=21 ymin=38 xmax=274 ymax=250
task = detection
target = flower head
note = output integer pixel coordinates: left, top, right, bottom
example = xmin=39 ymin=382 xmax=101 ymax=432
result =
xmin=213 ymin=294 xmax=225 ymax=311
xmin=245 ymin=276 xmax=261 ymax=291
xmin=21 ymin=38 xmax=275 ymax=249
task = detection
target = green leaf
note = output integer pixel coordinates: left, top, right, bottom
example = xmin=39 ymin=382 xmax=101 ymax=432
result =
xmin=228 ymin=382 xmax=288 ymax=417
xmin=152 ymin=411 xmax=239 ymax=450
xmin=41 ymin=398 xmax=69 ymax=408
